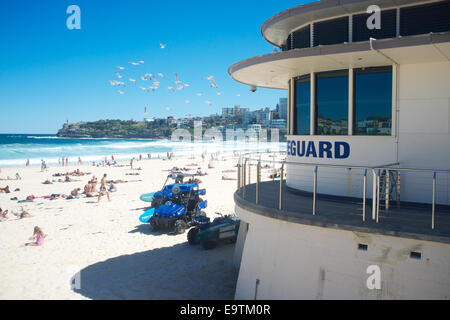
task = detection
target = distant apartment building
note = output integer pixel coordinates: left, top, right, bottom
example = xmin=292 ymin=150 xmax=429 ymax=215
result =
xmin=279 ymin=97 xmax=288 ymax=120
xmin=222 ymin=105 xmax=249 ymax=119
xmin=262 ymin=119 xmax=287 ymax=129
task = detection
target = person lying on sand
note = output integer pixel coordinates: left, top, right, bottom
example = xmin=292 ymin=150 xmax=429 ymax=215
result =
xmin=14 ymin=207 xmax=32 ymax=219
xmin=222 ymin=175 xmax=237 ymax=181
xmin=208 ymin=162 xmax=215 ymax=169
xmin=107 ymin=180 xmax=127 ymax=184
xmin=42 ymin=179 xmax=52 ymax=184
xmin=0 ymin=186 xmax=10 ymax=193
xmin=25 ymin=226 xmax=47 ymax=247
xmin=71 ymin=188 xmax=81 ymax=196
xmin=0 ymin=208 xmax=9 ymax=219
xmin=196 ymin=169 xmax=208 ymax=176
xmin=108 ymin=182 xmax=117 ymax=192
xmin=269 ymin=169 xmax=281 ymax=179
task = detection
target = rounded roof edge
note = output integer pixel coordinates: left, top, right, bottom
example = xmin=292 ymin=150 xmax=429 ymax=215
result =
xmin=262 ymin=0 xmax=442 ymax=47
xmin=229 ymin=32 xmax=450 ymax=90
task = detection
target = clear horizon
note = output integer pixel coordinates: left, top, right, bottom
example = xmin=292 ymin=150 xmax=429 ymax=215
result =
xmin=0 ymin=0 xmax=313 ymax=134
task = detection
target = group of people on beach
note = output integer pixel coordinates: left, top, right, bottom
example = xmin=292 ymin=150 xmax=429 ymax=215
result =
xmin=83 ymin=174 xmax=111 ymax=202
xmin=1 ymin=206 xmax=32 ymax=221
xmin=0 ymin=209 xmax=43 ymax=246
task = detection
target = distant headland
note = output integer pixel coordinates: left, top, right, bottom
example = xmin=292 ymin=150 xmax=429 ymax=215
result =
xmin=57 ymin=116 xmax=288 ymax=141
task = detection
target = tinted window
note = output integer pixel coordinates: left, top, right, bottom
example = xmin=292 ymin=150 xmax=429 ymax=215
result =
xmin=400 ymin=1 xmax=450 ymax=36
xmin=353 ymin=67 xmax=392 ymax=136
xmin=294 ymin=75 xmax=311 ymax=135
xmin=293 ymin=25 xmax=310 ymax=49
xmin=353 ymin=9 xmax=397 ymax=42
xmin=316 ymin=70 xmax=349 ymax=135
xmin=282 ymin=34 xmax=293 ymax=51
xmin=314 ymin=17 xmax=349 ymax=46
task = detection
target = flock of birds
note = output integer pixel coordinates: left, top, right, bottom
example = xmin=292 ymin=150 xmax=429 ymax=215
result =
xmin=108 ymin=42 xmax=243 ymax=113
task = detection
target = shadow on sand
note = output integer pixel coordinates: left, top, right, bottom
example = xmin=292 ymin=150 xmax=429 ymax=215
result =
xmin=73 ymin=242 xmax=238 ymax=300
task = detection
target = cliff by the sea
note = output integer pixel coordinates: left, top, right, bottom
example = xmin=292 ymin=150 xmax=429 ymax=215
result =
xmin=57 ymin=120 xmax=173 ymax=139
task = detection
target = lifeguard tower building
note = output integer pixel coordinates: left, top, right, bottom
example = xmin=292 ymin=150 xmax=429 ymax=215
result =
xmin=230 ymin=0 xmax=450 ymax=299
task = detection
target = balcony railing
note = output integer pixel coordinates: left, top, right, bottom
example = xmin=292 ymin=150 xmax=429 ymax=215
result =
xmin=237 ymin=152 xmax=450 ymax=230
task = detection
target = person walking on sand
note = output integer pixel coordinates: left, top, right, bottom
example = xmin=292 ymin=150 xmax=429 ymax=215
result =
xmin=25 ymin=226 xmax=47 ymax=246
xmin=98 ymin=174 xmax=111 ymax=202
xmin=130 ymin=158 xmax=134 ymax=170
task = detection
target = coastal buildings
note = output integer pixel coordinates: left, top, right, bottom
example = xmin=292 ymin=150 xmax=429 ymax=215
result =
xmin=229 ymin=0 xmax=450 ymax=299
xmin=278 ymin=98 xmax=288 ymax=120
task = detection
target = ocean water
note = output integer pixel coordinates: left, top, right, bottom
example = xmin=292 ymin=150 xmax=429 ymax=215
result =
xmin=0 ymin=134 xmax=284 ymax=167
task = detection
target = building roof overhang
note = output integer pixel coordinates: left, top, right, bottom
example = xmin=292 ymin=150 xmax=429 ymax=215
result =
xmin=229 ymin=32 xmax=450 ymax=90
xmin=262 ymin=0 xmax=442 ymax=47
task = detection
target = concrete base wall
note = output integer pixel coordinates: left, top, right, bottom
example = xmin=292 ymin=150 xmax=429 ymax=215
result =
xmin=234 ymin=204 xmax=450 ymax=300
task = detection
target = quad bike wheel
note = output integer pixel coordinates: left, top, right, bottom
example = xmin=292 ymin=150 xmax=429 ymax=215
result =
xmin=149 ymin=219 xmax=160 ymax=232
xmin=187 ymin=228 xmax=200 ymax=245
xmin=202 ymin=240 xmax=218 ymax=250
xmin=174 ymin=220 xmax=188 ymax=235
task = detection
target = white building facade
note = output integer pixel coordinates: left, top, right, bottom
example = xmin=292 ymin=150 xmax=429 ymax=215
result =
xmin=229 ymin=0 xmax=450 ymax=300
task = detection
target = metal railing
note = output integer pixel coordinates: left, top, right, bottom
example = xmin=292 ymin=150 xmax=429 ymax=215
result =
xmin=236 ymin=152 xmax=450 ymax=230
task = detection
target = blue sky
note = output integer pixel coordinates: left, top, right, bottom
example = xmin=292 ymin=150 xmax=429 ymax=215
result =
xmin=0 ymin=0 xmax=313 ymax=134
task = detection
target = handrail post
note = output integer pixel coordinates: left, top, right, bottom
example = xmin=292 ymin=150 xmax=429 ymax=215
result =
xmin=363 ymin=169 xmax=367 ymax=222
xmin=237 ymin=162 xmax=241 ymax=191
xmin=256 ymin=160 xmax=261 ymax=204
xmin=397 ymin=170 xmax=401 ymax=208
xmin=248 ymin=161 xmax=251 ymax=186
xmin=372 ymin=169 xmax=377 ymax=220
xmin=376 ymin=169 xmax=381 ymax=223
xmin=279 ymin=164 xmax=284 ymax=210
xmin=385 ymin=170 xmax=390 ymax=211
xmin=432 ymin=172 xmax=436 ymax=230
xmin=313 ymin=166 xmax=318 ymax=216
xmin=243 ymin=159 xmax=247 ymax=197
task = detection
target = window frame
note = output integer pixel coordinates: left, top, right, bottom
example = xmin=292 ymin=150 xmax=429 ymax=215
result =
xmin=293 ymin=74 xmax=311 ymax=135
xmin=352 ymin=66 xmax=393 ymax=136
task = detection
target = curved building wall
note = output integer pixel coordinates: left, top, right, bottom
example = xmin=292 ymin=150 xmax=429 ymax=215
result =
xmin=234 ymin=204 xmax=450 ymax=299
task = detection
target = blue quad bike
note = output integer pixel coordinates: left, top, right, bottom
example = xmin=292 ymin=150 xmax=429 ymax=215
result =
xmin=187 ymin=213 xmax=241 ymax=250
xmin=139 ymin=172 xmax=208 ymax=234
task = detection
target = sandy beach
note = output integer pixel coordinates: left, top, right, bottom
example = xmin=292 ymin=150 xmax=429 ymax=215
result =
xmin=0 ymin=154 xmax=248 ymax=300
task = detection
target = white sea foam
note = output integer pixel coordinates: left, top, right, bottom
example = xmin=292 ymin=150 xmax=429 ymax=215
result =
xmin=0 ymin=139 xmax=283 ymax=167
